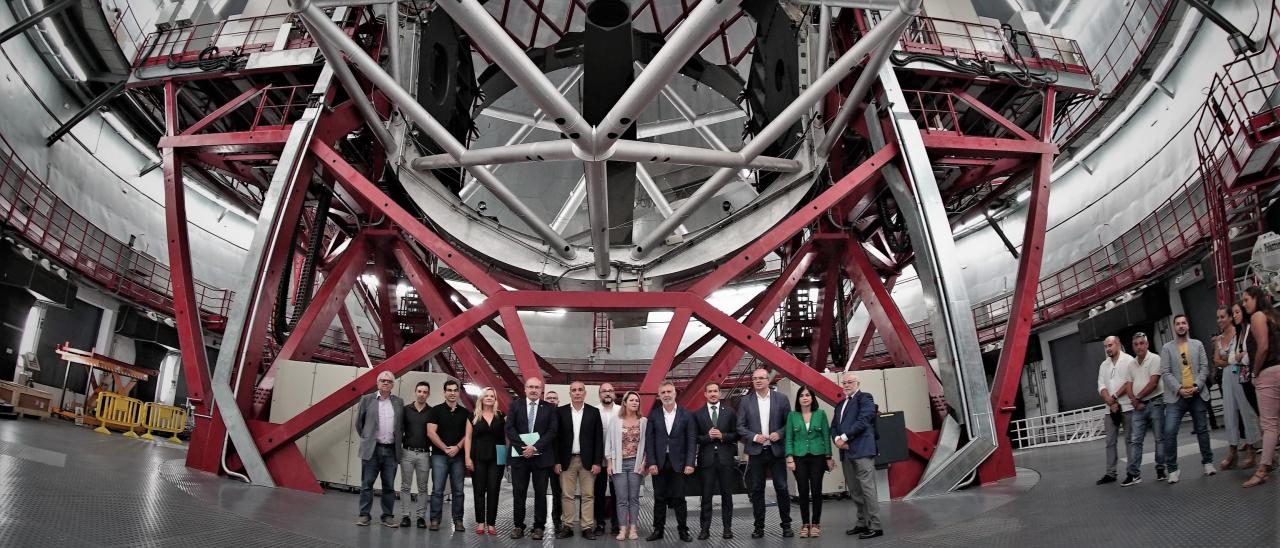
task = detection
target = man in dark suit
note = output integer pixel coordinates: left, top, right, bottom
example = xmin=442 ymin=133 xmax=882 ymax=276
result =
xmin=694 ymin=381 xmax=738 ymax=540
xmin=736 ymin=366 xmax=793 ymax=538
xmin=645 ymin=381 xmax=696 ymax=542
xmin=506 ymin=376 xmax=559 ymax=540
xmin=555 ymin=381 xmax=605 ymax=540
xmin=831 ymin=372 xmax=882 ymax=539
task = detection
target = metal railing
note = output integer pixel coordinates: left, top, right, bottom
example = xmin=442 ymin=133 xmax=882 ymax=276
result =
xmin=1194 ymin=0 xmax=1280 ymax=193
xmin=860 ymin=173 xmax=1211 ymax=363
xmin=1009 ymin=404 xmax=1107 ymax=449
xmin=0 ymin=133 xmax=232 ymax=330
xmin=128 ymin=10 xmax=350 ymax=71
xmin=898 ymin=15 xmax=1090 ymax=77
xmin=1053 ymin=0 xmax=1173 ymax=141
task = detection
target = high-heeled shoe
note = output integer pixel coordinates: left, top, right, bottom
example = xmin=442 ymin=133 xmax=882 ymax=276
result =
xmin=1219 ymin=448 xmax=1238 ymax=470
xmin=1243 ymin=466 xmax=1269 ymax=488
xmin=810 ymin=525 xmax=821 ymax=538
xmin=487 ymin=526 xmax=498 ymax=536
xmin=628 ymin=526 xmax=639 ymax=540
xmin=616 ymin=527 xmax=627 ymax=541
xmin=477 ymin=523 xmax=486 ymax=535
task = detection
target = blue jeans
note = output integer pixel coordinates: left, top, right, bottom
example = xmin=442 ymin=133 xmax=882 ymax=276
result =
xmin=431 ymin=452 xmax=466 ymax=522
xmin=359 ymin=444 xmax=399 ymax=518
xmin=1127 ymin=400 xmax=1165 ymax=477
xmin=1163 ymin=395 xmax=1214 ymax=472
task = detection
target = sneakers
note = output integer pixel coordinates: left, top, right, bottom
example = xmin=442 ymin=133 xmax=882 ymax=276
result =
xmin=400 ymin=516 xmax=410 ymax=528
xmin=1120 ymin=474 xmax=1141 ymax=487
xmin=355 ymin=515 xmax=372 ymax=526
xmin=1155 ymin=468 xmax=1168 ymax=482
xmin=1167 ymin=470 xmax=1181 ymax=484
xmin=1203 ymin=463 xmax=1217 ymax=476
xmin=381 ymin=516 xmax=400 ymax=528
xmin=1096 ymin=474 xmax=1117 ymax=485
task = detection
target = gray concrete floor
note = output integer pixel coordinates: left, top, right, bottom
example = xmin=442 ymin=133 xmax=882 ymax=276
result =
xmin=0 ymin=417 xmax=1275 ymax=547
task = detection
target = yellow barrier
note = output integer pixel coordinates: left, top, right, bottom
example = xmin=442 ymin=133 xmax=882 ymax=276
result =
xmin=94 ymin=392 xmax=144 ymax=438
xmin=141 ymin=402 xmax=187 ymax=444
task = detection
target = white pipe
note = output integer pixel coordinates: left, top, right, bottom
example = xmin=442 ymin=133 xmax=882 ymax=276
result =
xmin=636 ymin=164 xmax=688 ymax=235
xmin=551 ymin=175 xmax=588 ymax=233
xmin=411 ymin=140 xmax=576 ymax=170
xmin=608 ymin=140 xmax=803 ymax=172
xmin=816 ymin=34 xmax=898 ymax=155
xmin=631 ymin=0 xmax=923 ymax=259
xmin=584 ymin=161 xmax=611 ymax=277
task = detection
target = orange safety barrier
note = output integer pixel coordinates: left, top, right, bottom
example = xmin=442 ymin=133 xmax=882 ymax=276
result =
xmin=141 ymin=402 xmax=188 ymax=444
xmin=94 ymin=392 xmax=144 ymax=438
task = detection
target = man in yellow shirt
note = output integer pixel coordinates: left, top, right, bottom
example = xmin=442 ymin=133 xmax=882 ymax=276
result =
xmin=1157 ymin=314 xmax=1217 ymax=484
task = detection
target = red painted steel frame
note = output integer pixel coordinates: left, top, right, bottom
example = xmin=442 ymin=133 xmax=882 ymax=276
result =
xmin=161 ymin=80 xmax=219 ymax=472
xmin=979 ymin=88 xmax=1057 ymax=483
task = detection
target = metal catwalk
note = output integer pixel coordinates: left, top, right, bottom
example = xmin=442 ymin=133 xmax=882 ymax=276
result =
xmin=0 ymin=419 xmax=1273 ymax=547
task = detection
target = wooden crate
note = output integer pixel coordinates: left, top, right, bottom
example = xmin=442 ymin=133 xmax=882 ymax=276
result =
xmin=0 ymin=381 xmax=53 ymax=419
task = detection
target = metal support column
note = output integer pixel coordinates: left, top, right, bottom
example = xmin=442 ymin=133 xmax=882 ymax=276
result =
xmin=0 ymin=0 xmax=74 ymax=44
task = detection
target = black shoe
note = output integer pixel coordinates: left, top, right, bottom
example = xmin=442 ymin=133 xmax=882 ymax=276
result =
xmin=416 ymin=517 xmax=427 ymax=529
xmin=400 ymin=516 xmax=411 ymax=528
xmin=858 ymin=529 xmax=884 ymax=539
xmin=595 ymin=524 xmax=605 ymax=535
xmin=646 ymin=531 xmax=664 ymax=542
xmin=556 ymin=528 xmax=574 ymax=539
xmin=697 ymin=530 xmax=710 ymax=540
xmin=1120 ymin=474 xmax=1142 ymax=487
xmin=428 ymin=520 xmax=440 ymax=531
xmin=611 ymin=526 xmax=621 ymax=535
xmin=583 ymin=529 xmax=597 ymax=540
xmin=751 ymin=529 xmax=765 ymax=539
xmin=781 ymin=527 xmax=794 ymax=538
xmin=723 ymin=530 xmax=734 ymax=540
xmin=454 ymin=521 xmax=465 ymax=532
xmin=1096 ymin=474 xmax=1117 ymax=485
xmin=531 ymin=528 xmax=545 ymax=541
xmin=679 ymin=531 xmax=693 ymax=542
xmin=846 ymin=526 xmax=869 ymax=536
xmin=510 ymin=527 xmax=525 ymax=539
xmin=1155 ymin=468 xmax=1168 ymax=482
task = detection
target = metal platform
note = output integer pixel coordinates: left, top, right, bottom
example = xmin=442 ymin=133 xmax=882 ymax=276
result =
xmin=0 ymin=418 xmax=1275 ymax=547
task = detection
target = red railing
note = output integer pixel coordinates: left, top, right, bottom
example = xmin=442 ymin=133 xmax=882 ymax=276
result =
xmin=1194 ymin=0 xmax=1280 ymax=193
xmin=129 ymin=12 xmax=317 ymax=71
xmin=249 ymin=84 xmax=314 ymax=131
xmin=898 ymin=15 xmax=1090 ymax=77
xmin=860 ymin=173 xmax=1211 ymax=364
xmin=901 ymin=89 xmax=1034 ymax=140
xmin=0 ymin=134 xmax=232 ymax=329
xmin=1053 ymin=0 xmax=1173 ymax=141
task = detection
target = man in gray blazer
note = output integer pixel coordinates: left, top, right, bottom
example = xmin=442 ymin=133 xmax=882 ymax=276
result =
xmin=736 ymin=367 xmax=794 ymax=539
xmin=1157 ymin=314 xmax=1216 ymax=483
xmin=355 ymin=370 xmax=406 ymax=527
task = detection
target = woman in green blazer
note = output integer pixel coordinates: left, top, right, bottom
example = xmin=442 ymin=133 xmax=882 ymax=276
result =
xmin=785 ymin=385 xmax=834 ymax=538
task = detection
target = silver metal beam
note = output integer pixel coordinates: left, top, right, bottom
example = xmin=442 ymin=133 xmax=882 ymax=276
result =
xmin=411 ymin=140 xmax=576 ymax=170
xmin=478 ymin=106 xmax=746 ymax=140
xmin=592 ymin=0 xmax=743 ymax=154
xmin=434 ymin=0 xmax=593 ymax=150
xmin=302 ymin=18 xmax=396 ymax=155
xmin=636 ymin=164 xmax=687 ymax=235
xmin=493 ymin=66 xmax=584 ymax=173
xmin=790 ymin=0 xmax=900 ymax=9
xmin=815 ymin=6 xmax=834 ymax=81
xmin=816 ymin=30 xmax=897 ymax=155
xmin=608 ymin=140 xmax=803 ymax=172
xmin=864 ymin=63 xmax=997 ymax=496
xmin=311 ymin=0 xmax=393 ymax=7
xmin=584 ymin=161 xmax=611 ymax=277
xmin=296 ymin=1 xmax=577 ymax=260
xmin=631 ymin=0 xmax=923 ymax=259
xmin=656 ymin=80 xmax=729 ymax=151
xmin=551 ymin=175 xmax=588 ymax=233
xmin=383 ymin=1 xmax=402 ymax=85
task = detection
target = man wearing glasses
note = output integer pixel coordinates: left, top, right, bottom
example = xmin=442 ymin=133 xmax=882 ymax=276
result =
xmin=355 ymin=371 xmax=406 ymax=527
xmin=736 ymin=366 xmax=794 ymax=539
xmin=1157 ymin=314 xmax=1217 ymax=483
xmin=831 ymin=372 xmax=882 ymax=539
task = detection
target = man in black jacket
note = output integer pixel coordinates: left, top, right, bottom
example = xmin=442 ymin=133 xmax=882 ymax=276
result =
xmin=693 ymin=382 xmax=739 ymax=540
xmin=646 ymin=381 xmax=697 ymax=542
xmin=554 ymin=381 xmax=606 ymax=540
xmin=506 ymin=377 xmax=558 ymax=540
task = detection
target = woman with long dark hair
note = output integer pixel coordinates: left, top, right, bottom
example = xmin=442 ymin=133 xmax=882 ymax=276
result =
xmin=1241 ymin=286 xmax=1280 ymax=487
xmin=784 ymin=385 xmax=833 ymax=538
xmin=1218 ymin=303 xmax=1260 ymax=470
xmin=465 ymin=387 xmax=505 ymax=534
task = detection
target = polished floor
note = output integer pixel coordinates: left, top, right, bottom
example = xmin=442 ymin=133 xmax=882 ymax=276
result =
xmin=0 ymin=417 xmax=1274 ymax=547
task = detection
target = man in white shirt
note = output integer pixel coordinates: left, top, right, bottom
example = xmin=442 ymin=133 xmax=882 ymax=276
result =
xmin=735 ymin=367 xmax=793 ymax=538
xmin=1096 ymin=335 xmax=1135 ymax=485
xmin=1124 ymin=332 xmax=1166 ymax=485
xmin=554 ymin=382 xmax=604 ymax=539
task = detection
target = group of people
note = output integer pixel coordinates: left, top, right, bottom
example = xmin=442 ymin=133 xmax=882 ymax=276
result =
xmin=353 ymin=367 xmax=886 ymax=542
xmin=1096 ymin=285 xmax=1280 ymax=489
